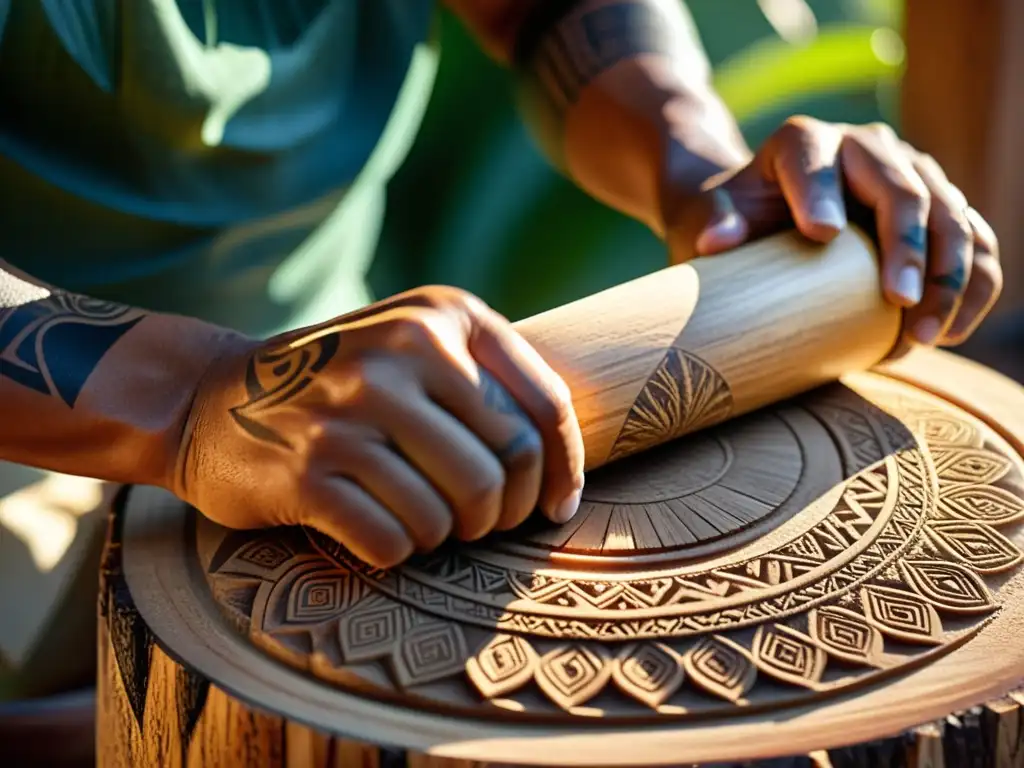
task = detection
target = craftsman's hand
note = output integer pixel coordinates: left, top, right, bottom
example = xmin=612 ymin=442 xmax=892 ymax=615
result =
xmin=668 ymin=117 xmax=1002 ymax=348
xmin=176 ymin=287 xmax=585 ymax=568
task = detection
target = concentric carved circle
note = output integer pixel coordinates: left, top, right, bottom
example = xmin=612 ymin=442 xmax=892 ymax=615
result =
xmin=582 ymin=435 xmax=732 ymax=504
xmin=507 ymin=411 xmax=806 ymax=559
xmin=195 ymin=372 xmax=1024 ymax=726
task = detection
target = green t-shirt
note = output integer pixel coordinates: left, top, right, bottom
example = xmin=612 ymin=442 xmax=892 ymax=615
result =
xmin=0 ymin=0 xmax=439 ymax=337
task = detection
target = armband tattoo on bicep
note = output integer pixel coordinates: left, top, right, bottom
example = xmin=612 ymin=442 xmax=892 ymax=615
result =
xmin=515 ymin=1 xmax=677 ymax=109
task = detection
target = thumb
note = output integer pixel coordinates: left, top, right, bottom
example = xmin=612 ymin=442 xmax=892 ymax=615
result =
xmin=694 ymin=187 xmax=750 ymax=256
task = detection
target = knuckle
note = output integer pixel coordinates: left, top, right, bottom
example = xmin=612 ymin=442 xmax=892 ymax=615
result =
xmin=338 ymin=360 xmax=394 ymax=409
xmin=915 ymin=151 xmax=942 ymax=175
xmin=504 ymin=425 xmax=544 ymax=465
xmin=301 ymin=418 xmax=331 ymax=454
xmin=403 ymin=285 xmax=447 ymax=310
xmin=935 ymin=209 xmax=973 ymax=243
xmin=385 ymin=312 xmax=445 ymax=352
xmin=443 ymin=285 xmax=487 ymax=312
xmin=533 ymin=383 xmax=574 ymax=431
xmin=884 ymin=172 xmax=930 ymax=206
xmin=945 ymin=184 xmax=969 ymax=214
xmin=971 ymin=210 xmax=1002 ymax=261
xmin=867 ymin=121 xmax=899 ymax=142
xmin=989 ymin=234 xmax=1001 ymax=262
xmin=415 ymin=284 xmax=487 ymax=315
xmin=779 ymin=114 xmax=819 ymax=137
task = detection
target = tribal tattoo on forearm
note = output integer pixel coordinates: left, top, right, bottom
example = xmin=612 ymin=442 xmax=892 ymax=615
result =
xmin=0 ymin=294 xmax=144 ymax=407
xmin=516 ymin=1 xmax=676 ymax=108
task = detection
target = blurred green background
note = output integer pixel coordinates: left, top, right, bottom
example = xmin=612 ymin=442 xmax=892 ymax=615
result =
xmin=371 ymin=0 xmax=905 ymax=321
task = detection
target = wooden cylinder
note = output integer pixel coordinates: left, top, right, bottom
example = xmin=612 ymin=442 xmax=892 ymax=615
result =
xmin=513 ymin=225 xmax=900 ymax=469
xmin=101 ymin=346 xmax=1024 ymax=767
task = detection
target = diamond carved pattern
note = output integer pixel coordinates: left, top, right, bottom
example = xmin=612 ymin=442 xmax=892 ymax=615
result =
xmin=196 ymin=375 xmax=1024 ymax=725
xmin=392 ymin=621 xmax=468 ymax=688
xmin=926 ymin=521 xmax=1024 ymax=574
xmin=808 ymin=606 xmax=883 ymax=667
xmin=861 ymin=585 xmax=943 ymax=645
xmin=751 ymin=625 xmax=827 ymax=689
xmin=535 ymin=645 xmax=613 ymax=710
xmin=682 ymin=636 xmax=756 ymax=704
xmin=611 ymin=643 xmax=685 ymax=709
xmin=466 ymin=634 xmax=539 ymax=700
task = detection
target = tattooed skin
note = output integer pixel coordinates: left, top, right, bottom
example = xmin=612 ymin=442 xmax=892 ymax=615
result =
xmin=478 ymin=370 xmax=542 ymax=461
xmin=0 ymin=294 xmax=144 ymax=407
xmin=229 ymin=335 xmax=340 ymax=449
xmin=930 ymin=261 xmax=968 ymax=292
xmin=899 ymin=223 xmax=928 ymax=252
xmin=519 ymin=2 xmax=676 ymax=108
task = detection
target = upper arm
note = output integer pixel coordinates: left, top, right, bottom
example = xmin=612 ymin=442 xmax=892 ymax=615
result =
xmin=441 ymin=0 xmax=542 ymax=63
xmin=443 ymin=1 xmax=710 ymax=79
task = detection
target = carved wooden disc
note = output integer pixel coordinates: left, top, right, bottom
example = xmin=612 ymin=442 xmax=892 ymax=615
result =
xmin=121 ymin=349 xmax=1024 ymax=765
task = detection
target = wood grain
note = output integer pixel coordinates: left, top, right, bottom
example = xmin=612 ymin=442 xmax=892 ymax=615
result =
xmin=512 ymin=225 xmax=900 ymax=469
xmin=104 ymin=348 xmax=1024 ymax=766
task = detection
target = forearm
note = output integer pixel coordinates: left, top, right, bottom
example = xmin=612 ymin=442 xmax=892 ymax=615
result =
xmin=455 ymin=0 xmax=751 ymax=237
xmin=0 ymin=261 xmax=248 ymax=486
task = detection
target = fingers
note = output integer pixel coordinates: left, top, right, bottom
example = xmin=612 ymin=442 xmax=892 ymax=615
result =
xmin=323 ymin=434 xmax=454 ymax=552
xmin=359 ymin=366 xmax=507 ymax=543
xmin=761 ymin=117 xmax=847 ymax=243
xmin=274 ymin=288 xmax=584 ymax=561
xmin=358 ymin=303 xmax=552 ymax=534
xmin=461 ymin=300 xmax=586 ymax=526
xmin=679 ymin=115 xmax=1001 ymax=349
xmin=694 ymin=186 xmax=750 ymax=256
xmin=301 ymin=477 xmax=415 ymax=569
xmin=434 ymin=370 xmax=545 ymax=532
xmin=946 ymin=207 xmax=1002 ymax=343
xmin=899 ymin=151 xmax=973 ymax=345
xmin=840 ymin=124 xmax=931 ymax=309
xmin=694 ymin=117 xmax=847 ymax=257
xmin=413 ymin=345 xmax=545 ymax=534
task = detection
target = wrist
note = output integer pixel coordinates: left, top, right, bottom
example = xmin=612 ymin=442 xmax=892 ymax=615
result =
xmin=512 ymin=0 xmax=751 ymax=235
xmin=563 ymin=62 xmax=751 ymax=235
xmin=155 ymin=322 xmax=257 ymax=495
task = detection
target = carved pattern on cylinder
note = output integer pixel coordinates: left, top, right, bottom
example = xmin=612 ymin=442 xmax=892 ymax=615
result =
xmin=607 ymin=348 xmax=733 ymax=463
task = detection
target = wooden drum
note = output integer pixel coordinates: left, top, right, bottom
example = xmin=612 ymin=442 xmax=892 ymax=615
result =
xmin=98 ymin=231 xmax=1024 ymax=767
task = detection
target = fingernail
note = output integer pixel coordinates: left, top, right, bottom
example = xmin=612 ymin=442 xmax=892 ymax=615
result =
xmin=810 ymin=198 xmax=846 ymax=231
xmin=696 ymin=212 xmax=745 ymax=254
xmin=895 ymin=265 xmax=923 ymax=305
xmin=913 ymin=316 xmax=943 ymax=345
xmin=551 ymin=489 xmax=582 ymax=524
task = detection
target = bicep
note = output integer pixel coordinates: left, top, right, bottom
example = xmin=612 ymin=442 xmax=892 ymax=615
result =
xmin=440 ymin=0 xmax=542 ymax=63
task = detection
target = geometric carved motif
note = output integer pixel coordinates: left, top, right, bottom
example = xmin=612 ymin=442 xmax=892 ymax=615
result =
xmin=606 ymin=348 xmax=733 ymax=463
xmin=534 ymin=645 xmax=613 ymax=710
xmin=611 ymin=643 xmax=686 ymax=709
xmin=201 ymin=373 xmax=1024 ymax=722
xmin=682 ymin=636 xmax=756 ymax=704
xmin=466 ymin=634 xmax=539 ymax=699
xmin=808 ymin=606 xmax=884 ymax=665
